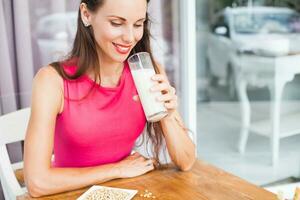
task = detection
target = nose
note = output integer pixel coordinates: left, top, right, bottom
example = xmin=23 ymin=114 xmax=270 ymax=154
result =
xmin=122 ymin=26 xmax=135 ymax=44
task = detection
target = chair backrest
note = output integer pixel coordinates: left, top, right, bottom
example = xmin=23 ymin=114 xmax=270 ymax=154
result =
xmin=0 ymin=108 xmax=30 ymax=200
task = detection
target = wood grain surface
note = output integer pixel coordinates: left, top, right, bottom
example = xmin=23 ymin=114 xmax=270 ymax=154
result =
xmin=17 ymin=160 xmax=277 ymax=200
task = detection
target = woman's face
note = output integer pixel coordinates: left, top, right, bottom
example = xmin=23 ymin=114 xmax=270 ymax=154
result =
xmin=88 ymin=0 xmax=147 ymax=64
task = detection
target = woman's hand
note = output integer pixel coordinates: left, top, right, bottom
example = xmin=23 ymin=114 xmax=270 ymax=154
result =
xmin=151 ymin=74 xmax=178 ymax=114
xmin=116 ymin=152 xmax=154 ymax=178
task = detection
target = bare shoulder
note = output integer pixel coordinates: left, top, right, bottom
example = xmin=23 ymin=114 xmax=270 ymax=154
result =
xmin=33 ymin=65 xmax=64 ymax=95
xmin=32 ymin=65 xmax=64 ymax=114
xmin=34 ymin=65 xmax=63 ymax=85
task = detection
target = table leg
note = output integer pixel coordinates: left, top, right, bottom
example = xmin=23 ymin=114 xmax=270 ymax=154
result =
xmin=269 ymin=80 xmax=285 ymax=166
xmin=238 ymin=79 xmax=250 ymax=154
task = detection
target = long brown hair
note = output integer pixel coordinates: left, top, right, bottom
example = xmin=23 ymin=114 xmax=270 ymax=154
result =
xmin=51 ymin=0 xmax=165 ymax=167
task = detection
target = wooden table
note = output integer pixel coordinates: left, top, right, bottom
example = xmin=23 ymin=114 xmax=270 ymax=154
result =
xmin=17 ymin=160 xmax=277 ymax=200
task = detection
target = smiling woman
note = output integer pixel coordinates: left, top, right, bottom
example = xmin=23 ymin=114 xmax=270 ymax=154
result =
xmin=23 ymin=0 xmax=196 ymax=198
xmin=80 ymin=0 xmax=147 ymax=63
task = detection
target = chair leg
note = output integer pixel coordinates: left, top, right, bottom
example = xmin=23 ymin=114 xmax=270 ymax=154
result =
xmin=271 ymin=134 xmax=280 ymax=166
xmin=239 ymin=128 xmax=249 ymax=154
xmin=269 ymin=79 xmax=285 ymax=166
xmin=2 ymin=183 xmax=11 ymax=200
xmin=237 ymin=79 xmax=250 ymax=154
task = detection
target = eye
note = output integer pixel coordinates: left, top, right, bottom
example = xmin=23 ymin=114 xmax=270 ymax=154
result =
xmin=110 ymin=21 xmax=122 ymax=27
xmin=134 ymin=24 xmax=143 ymax=28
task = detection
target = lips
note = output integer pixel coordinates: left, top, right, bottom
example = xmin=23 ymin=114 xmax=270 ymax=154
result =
xmin=112 ymin=42 xmax=132 ymax=54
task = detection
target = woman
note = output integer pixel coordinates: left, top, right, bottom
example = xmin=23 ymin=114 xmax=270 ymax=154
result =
xmin=24 ymin=0 xmax=196 ymax=197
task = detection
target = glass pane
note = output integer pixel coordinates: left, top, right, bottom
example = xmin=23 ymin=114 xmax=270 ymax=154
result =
xmin=197 ymin=0 xmax=300 ymax=193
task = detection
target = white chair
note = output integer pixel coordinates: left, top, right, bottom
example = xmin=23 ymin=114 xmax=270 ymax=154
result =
xmin=0 ymin=108 xmax=30 ymax=200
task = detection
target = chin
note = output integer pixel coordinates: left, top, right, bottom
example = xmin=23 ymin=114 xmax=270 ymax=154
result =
xmin=110 ymin=53 xmax=131 ymax=63
xmin=112 ymin=56 xmax=127 ymax=63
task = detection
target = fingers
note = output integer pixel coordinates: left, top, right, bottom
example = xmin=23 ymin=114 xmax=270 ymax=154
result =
xmin=119 ymin=153 xmax=156 ymax=178
xmin=133 ymin=156 xmax=154 ymax=174
xmin=151 ymin=74 xmax=168 ymax=82
xmin=144 ymin=159 xmax=155 ymax=172
xmin=150 ymin=82 xmax=170 ymax=93
xmin=164 ymin=101 xmax=178 ymax=110
xmin=131 ymin=152 xmax=148 ymax=162
xmin=135 ymin=155 xmax=154 ymax=167
xmin=150 ymin=75 xmax=177 ymax=108
xmin=130 ymin=153 xmax=155 ymax=170
xmin=145 ymin=163 xmax=155 ymax=172
xmin=151 ymin=74 xmax=171 ymax=94
xmin=132 ymin=152 xmax=147 ymax=159
xmin=154 ymin=88 xmax=177 ymax=110
xmin=130 ymin=150 xmax=136 ymax=155
xmin=156 ymin=93 xmax=177 ymax=103
xmin=132 ymin=152 xmax=140 ymax=156
xmin=128 ymin=152 xmax=143 ymax=161
xmin=144 ymin=158 xmax=154 ymax=166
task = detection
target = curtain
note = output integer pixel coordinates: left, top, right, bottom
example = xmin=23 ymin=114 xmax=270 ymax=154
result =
xmin=0 ymin=0 xmax=18 ymax=114
xmin=0 ymin=0 xmax=34 ymax=115
xmin=13 ymin=0 xmax=35 ymax=108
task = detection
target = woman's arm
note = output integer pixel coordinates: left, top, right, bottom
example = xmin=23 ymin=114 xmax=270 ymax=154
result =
xmin=160 ymin=111 xmax=196 ymax=171
xmin=152 ymin=64 xmax=196 ymax=171
xmin=24 ymin=66 xmax=154 ymax=197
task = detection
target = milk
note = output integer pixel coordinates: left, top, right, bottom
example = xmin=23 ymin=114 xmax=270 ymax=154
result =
xmin=131 ymin=68 xmax=168 ymax=122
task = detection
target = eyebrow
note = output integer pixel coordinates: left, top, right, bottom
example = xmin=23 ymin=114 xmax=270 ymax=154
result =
xmin=107 ymin=15 xmax=146 ymax=22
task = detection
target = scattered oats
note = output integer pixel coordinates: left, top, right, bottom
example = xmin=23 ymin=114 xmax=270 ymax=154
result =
xmin=139 ymin=189 xmax=156 ymax=199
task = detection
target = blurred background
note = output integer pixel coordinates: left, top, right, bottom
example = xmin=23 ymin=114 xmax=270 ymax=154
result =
xmin=2 ymin=0 xmax=300 ymax=199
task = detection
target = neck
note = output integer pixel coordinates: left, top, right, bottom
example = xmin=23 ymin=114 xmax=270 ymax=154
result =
xmin=98 ymin=52 xmax=124 ymax=77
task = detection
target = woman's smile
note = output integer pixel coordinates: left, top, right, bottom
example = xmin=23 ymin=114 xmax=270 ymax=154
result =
xmin=112 ymin=42 xmax=132 ymax=54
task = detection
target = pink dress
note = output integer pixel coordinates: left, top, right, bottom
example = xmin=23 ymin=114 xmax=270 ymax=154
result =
xmin=53 ymin=62 xmax=146 ymax=167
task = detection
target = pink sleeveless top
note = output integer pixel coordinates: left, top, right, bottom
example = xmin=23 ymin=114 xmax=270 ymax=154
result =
xmin=53 ymin=62 xmax=147 ymax=167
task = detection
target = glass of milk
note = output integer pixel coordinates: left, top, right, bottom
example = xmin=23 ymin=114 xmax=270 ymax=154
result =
xmin=128 ymin=52 xmax=168 ymax=122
